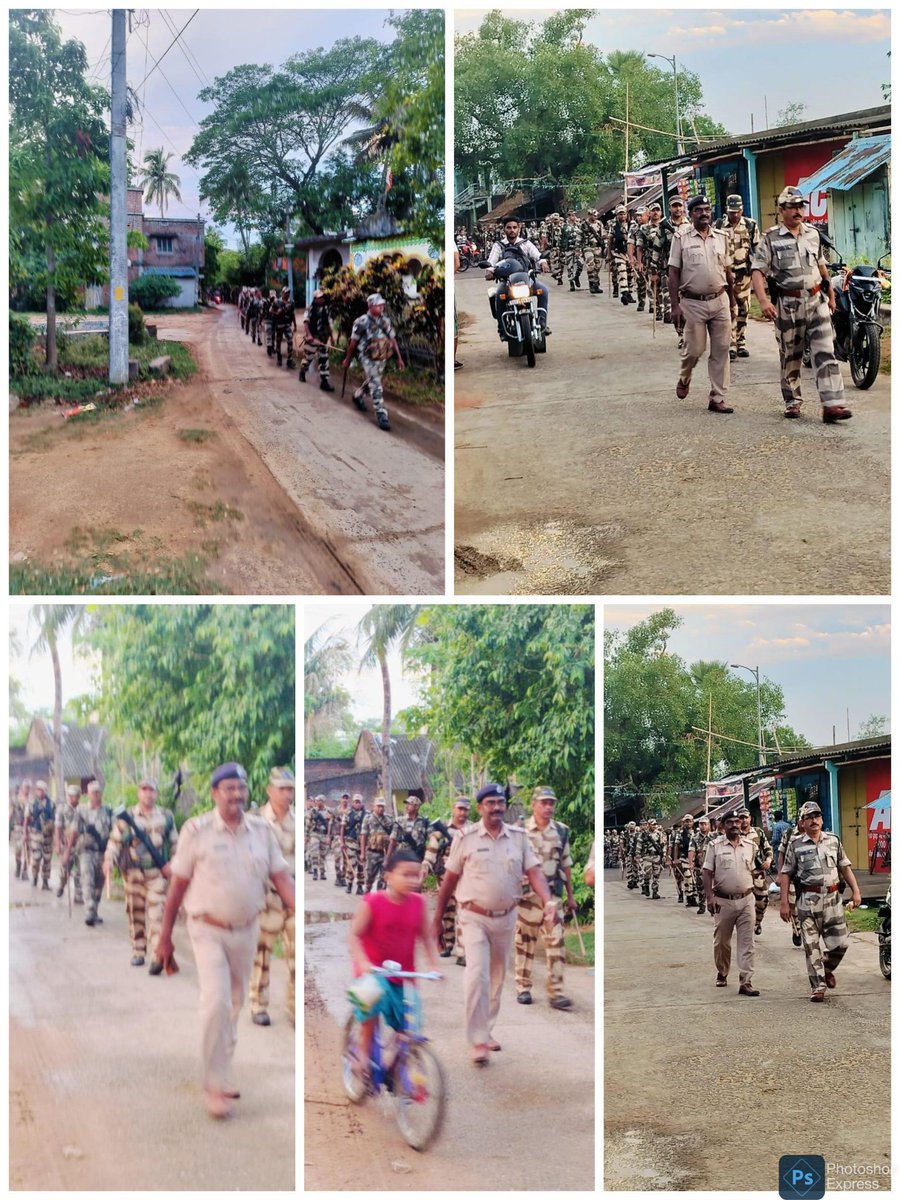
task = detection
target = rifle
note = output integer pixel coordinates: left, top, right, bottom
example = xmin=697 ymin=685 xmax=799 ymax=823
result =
xmin=113 ymin=806 xmax=169 ymax=872
xmin=651 ymin=278 xmax=657 ymax=338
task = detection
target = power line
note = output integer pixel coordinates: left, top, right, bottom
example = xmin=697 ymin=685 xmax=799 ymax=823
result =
xmin=132 ymin=9 xmax=198 ymax=92
xmin=159 ymin=7 xmax=210 ymax=88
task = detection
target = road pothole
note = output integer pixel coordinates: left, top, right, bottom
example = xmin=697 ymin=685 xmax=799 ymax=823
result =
xmin=456 ymin=519 xmax=625 ymax=594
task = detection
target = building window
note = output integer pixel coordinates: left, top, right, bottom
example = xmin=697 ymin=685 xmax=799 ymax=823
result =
xmin=155 ymin=236 xmax=174 ymax=255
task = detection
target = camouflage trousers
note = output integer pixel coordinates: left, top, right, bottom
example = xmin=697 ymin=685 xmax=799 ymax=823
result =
xmin=356 ymin=358 xmax=388 ymax=415
xmin=564 ymin=249 xmax=583 ymax=283
xmin=731 ymin=272 xmax=752 ymax=350
xmin=58 ymin=852 xmax=83 ymax=903
xmin=649 ymin=272 xmax=671 ymax=321
xmin=124 ymin=867 xmax=168 ymax=959
xmin=250 ymin=888 xmax=295 ymax=1021
xmin=642 ymin=857 xmax=663 ymax=897
xmin=584 ymin=248 xmax=603 ymax=289
xmin=29 ymin=826 xmax=54 ymax=885
xmin=250 ymin=313 xmax=262 ymax=345
xmin=265 ymin=319 xmax=276 ymax=356
xmin=672 ymin=860 xmax=695 ymax=901
xmin=692 ymin=868 xmax=707 ymax=912
xmin=514 ymin=894 xmax=565 ymax=998
xmin=12 ymin=826 xmax=25 ymax=871
xmin=274 ymin=323 xmax=295 ymax=368
xmin=332 ymin=838 xmax=345 ymax=881
xmin=306 ymin=833 xmax=327 ymax=877
xmin=633 ymin=266 xmax=647 ymax=305
xmin=364 ymin=850 xmax=386 ymax=892
xmin=786 ymin=879 xmax=801 ymax=939
xmin=798 ymin=892 xmax=849 ymax=991
xmin=78 ymin=848 xmax=104 ymax=918
xmin=301 ymin=341 xmax=331 ymax=384
xmin=611 ymin=252 xmax=633 ymax=298
xmin=775 ymin=292 xmax=846 ymax=410
xmin=627 ymin=852 xmax=640 ymax=886
xmin=752 ymin=871 xmax=769 ymax=927
xmin=342 ymin=839 xmax=364 ymax=890
xmin=440 ymin=892 xmax=463 ymax=957
xmin=549 ymin=246 xmax=563 ymax=284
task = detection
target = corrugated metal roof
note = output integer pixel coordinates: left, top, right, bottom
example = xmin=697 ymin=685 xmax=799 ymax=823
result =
xmin=798 ymin=135 xmax=890 ymax=193
xmin=379 ymin=735 xmax=436 ymax=790
xmin=142 ymin=266 xmax=197 ymax=278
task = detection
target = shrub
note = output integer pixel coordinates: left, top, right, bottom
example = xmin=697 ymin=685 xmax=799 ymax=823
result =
xmin=10 ymin=313 xmax=36 ymax=376
xmin=128 ymin=303 xmax=145 ymax=345
xmin=319 ymin=251 xmax=444 ymax=349
xmin=130 ymin=273 xmax=182 ymax=310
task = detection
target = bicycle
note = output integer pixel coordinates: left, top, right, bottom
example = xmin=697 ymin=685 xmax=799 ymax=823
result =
xmin=341 ymin=962 xmax=446 ymax=1151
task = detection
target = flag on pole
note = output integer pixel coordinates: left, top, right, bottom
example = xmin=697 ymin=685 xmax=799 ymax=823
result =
xmin=386 ymin=167 xmax=393 ymax=193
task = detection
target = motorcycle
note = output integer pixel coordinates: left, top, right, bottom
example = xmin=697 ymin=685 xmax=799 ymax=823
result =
xmin=479 ymin=256 xmax=548 ymax=368
xmin=878 ymin=886 xmax=890 ymax=980
xmin=803 ymin=250 xmax=889 ymax=389
xmin=456 ymin=241 xmax=479 ymax=272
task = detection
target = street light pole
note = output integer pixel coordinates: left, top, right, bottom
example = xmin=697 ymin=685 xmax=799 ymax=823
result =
xmin=731 ymin=663 xmax=765 ymax=766
xmin=647 ymin=52 xmax=683 ymax=156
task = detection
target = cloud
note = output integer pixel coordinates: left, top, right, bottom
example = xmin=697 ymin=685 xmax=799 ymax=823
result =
xmin=667 ymin=8 xmax=890 ymax=51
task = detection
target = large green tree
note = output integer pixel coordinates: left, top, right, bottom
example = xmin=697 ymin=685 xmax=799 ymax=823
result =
xmin=9 ymin=9 xmax=110 ymax=369
xmin=88 ymin=605 xmax=295 ymax=800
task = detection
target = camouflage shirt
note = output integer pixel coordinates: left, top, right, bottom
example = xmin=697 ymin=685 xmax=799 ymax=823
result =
xmin=689 ymin=829 xmax=714 ymax=868
xmin=638 ymin=828 xmax=666 ymax=860
xmin=308 ymin=807 xmax=331 ymax=838
xmin=751 ymin=220 xmax=826 ymax=292
xmin=351 ymin=312 xmax=395 ymax=363
xmin=28 ymin=794 xmax=56 ymax=832
xmin=640 ymin=221 xmax=670 ymax=271
xmin=582 ymin=220 xmax=605 ymax=250
xmin=521 ymin=815 xmax=573 ymax=897
xmin=390 ymin=813 xmax=430 ymax=859
xmin=261 ymin=800 xmax=295 ymax=879
xmin=714 ymin=215 xmax=759 ymax=274
xmin=106 ymin=804 xmax=177 ymax=871
xmin=55 ymin=799 xmax=81 ymax=838
xmin=73 ymin=803 xmax=113 ymax=854
xmin=423 ymin=819 xmax=472 ymax=877
xmin=361 ymin=810 xmax=393 ymax=854
xmin=560 ymin=223 xmax=584 ymax=253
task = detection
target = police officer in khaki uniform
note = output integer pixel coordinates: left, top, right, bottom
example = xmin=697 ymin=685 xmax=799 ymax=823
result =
xmin=669 ymin=194 xmax=737 ymax=414
xmin=250 ymin=766 xmax=296 ymax=1027
xmin=433 ymin=782 xmax=557 ymax=1066
xmin=156 ymin=763 xmax=294 ymax=1119
xmin=701 ymin=809 xmax=759 ymax=996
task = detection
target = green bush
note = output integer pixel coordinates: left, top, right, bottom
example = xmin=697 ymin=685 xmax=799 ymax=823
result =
xmin=10 ymin=313 xmax=36 ymax=376
xmin=128 ymin=303 xmax=145 ymax=345
xmin=130 ymin=274 xmax=182 ymax=310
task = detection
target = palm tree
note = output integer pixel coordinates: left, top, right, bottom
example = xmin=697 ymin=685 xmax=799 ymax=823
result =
xmin=29 ymin=605 xmax=81 ymax=803
xmin=357 ymin=606 xmax=420 ymax=818
xmin=138 ymin=148 xmax=183 ymax=218
xmin=345 ymin=93 xmax=404 ymax=203
xmin=304 ymin=625 xmax=353 ymax=745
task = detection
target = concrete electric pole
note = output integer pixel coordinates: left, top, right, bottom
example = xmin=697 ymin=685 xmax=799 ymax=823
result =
xmin=108 ymin=9 xmax=129 ymax=384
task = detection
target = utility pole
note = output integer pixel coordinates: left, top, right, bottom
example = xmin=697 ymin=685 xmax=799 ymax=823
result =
xmin=284 ymin=211 xmax=295 ymax=302
xmin=108 ymin=9 xmax=128 ymax=385
xmin=623 ymin=80 xmax=630 ymax=210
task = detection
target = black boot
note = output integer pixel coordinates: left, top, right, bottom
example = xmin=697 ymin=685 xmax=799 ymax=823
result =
xmin=298 ymin=368 xmax=306 ymax=382
xmin=574 ymin=272 xmax=582 ymax=289
xmin=569 ymin=280 xmax=576 ymax=291
xmin=376 ymin=409 xmax=391 ymax=432
xmin=356 ymin=884 xmax=364 ymax=896
xmin=14 ymin=864 xmax=20 ymax=879
xmin=311 ymin=868 xmax=318 ymax=881
xmin=346 ymin=883 xmax=353 ymax=894
xmin=321 ymin=379 xmax=335 ymax=392
xmin=636 ymin=301 xmax=645 ymax=312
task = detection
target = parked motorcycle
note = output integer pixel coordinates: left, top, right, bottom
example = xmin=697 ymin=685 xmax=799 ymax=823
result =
xmin=878 ymin=887 xmax=890 ymax=980
xmin=456 ymin=241 xmax=479 ymax=272
xmin=479 ymin=257 xmax=548 ymax=368
xmin=804 ymin=251 xmax=890 ymax=388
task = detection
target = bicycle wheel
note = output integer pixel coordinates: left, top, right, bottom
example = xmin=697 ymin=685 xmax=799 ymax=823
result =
xmin=392 ymin=1042 xmax=447 ymax=1151
xmin=340 ymin=1014 xmax=369 ymax=1104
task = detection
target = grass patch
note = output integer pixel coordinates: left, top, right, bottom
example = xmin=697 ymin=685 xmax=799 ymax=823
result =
xmin=11 ymin=338 xmax=197 ymax=407
xmin=178 ymin=427 xmax=215 ymax=445
xmin=339 ymin=357 xmax=443 ymax=409
xmin=10 ymin=526 xmax=226 ymax=595
xmin=57 ymin=335 xmax=197 ymax=380
xmin=564 ymin=927 xmax=595 ymax=967
xmin=185 ymin=500 xmax=244 ymax=529
xmin=845 ymin=905 xmax=883 ymax=934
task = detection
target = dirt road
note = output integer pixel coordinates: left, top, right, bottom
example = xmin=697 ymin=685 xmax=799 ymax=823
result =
xmin=9 ymin=856 xmax=294 ymax=1191
xmin=304 ymin=874 xmax=594 ymax=1190
xmin=10 ymin=306 xmax=444 ymax=594
xmin=604 ymin=870 xmax=890 ymax=1191
xmin=455 ymin=274 xmax=889 ymax=594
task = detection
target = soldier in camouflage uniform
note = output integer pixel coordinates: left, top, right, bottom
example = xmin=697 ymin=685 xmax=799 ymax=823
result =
xmin=751 ymin=186 xmax=852 ymax=422
xmin=55 ymin=783 xmax=84 ymax=904
xmin=625 ymin=820 xmax=640 ymax=888
xmin=687 ymin=814 xmax=714 ymax=914
xmin=250 ymin=767 xmax=296 ymax=1026
xmin=247 ymin=288 xmax=263 ymax=346
xmin=661 ymin=196 xmax=689 ymax=347
xmin=739 ymin=809 xmax=773 ymax=935
xmin=340 ymin=793 xmax=366 ymax=896
xmin=342 ymin=293 xmax=405 ymax=433
xmin=385 ymin=794 xmax=430 ymax=864
xmin=24 ymin=779 xmax=55 ymax=889
xmin=638 ymin=817 xmax=666 ymax=898
xmin=360 ymin=796 xmax=392 ymax=893
xmin=299 ymin=290 xmax=335 ymax=391
xmin=560 ymin=211 xmax=585 ymax=291
xmin=306 ymin=794 xmax=331 ymax=881
xmin=10 ymin=780 xmax=30 ymax=880
xmin=546 ymin=214 xmax=564 ymax=286
xmin=627 ymin=208 xmax=650 ymax=311
xmin=781 ymin=800 xmax=862 ymax=1001
xmin=331 ymin=794 xmax=350 ymax=886
xmin=423 ymin=796 xmax=473 ymax=960
xmin=263 ymin=290 xmax=278 ymax=357
xmin=271 ymin=287 xmax=295 ymax=368
xmin=608 ymin=206 xmax=634 ymax=304
xmin=715 ymin=195 xmax=759 ymax=360
xmin=639 ymin=203 xmax=672 ymax=323
xmin=105 ymin=779 xmax=178 ymax=967
xmin=514 ymin=787 xmax=575 ymax=1009
xmin=777 ymin=815 xmax=806 ymax=946
xmin=672 ymin=814 xmax=697 ymax=905
xmin=66 ymin=780 xmax=113 ymax=926
xmin=581 ymin=210 xmax=605 ymax=294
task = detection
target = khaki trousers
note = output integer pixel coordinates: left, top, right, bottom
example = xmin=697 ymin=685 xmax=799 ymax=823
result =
xmin=187 ymin=915 xmax=260 ymax=1092
xmin=679 ymin=292 xmax=732 ymax=399
xmin=458 ymin=907 xmax=517 ymax=1046
xmin=713 ymin=894 xmax=755 ymax=984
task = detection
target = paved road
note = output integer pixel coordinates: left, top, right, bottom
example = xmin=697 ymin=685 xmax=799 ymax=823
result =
xmin=455 ymin=274 xmax=889 ymax=594
xmin=304 ymin=873 xmax=594 ymax=1190
xmin=158 ymin=306 xmax=445 ymax=595
xmin=10 ymin=857 xmax=294 ymax=1190
xmin=603 ymin=870 xmax=890 ymax=1191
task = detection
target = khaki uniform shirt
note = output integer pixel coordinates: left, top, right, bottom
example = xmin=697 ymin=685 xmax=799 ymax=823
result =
xmin=172 ymin=808 xmax=288 ymax=926
xmin=702 ymin=834 xmax=755 ymax=894
xmin=751 ymin=220 xmax=825 ymax=292
xmin=260 ymin=801 xmax=295 ymax=879
xmin=445 ymin=819 xmax=540 ymax=911
xmin=668 ymin=225 xmax=731 ymax=295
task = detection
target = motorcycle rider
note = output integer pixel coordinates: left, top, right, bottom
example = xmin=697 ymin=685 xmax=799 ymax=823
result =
xmin=485 ymin=217 xmax=552 ymax=339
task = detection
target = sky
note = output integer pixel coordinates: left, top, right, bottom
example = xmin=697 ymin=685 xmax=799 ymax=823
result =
xmin=454 ymin=8 xmax=890 ymax=135
xmin=51 ymin=8 xmax=409 ymax=248
xmin=604 ymin=604 xmax=891 ymax=747
xmin=9 ymin=606 xmax=98 ymax=717
xmin=304 ymin=603 xmax=422 ymax=723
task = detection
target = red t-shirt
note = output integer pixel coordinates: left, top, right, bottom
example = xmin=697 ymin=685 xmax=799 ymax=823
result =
xmin=357 ymin=890 xmax=425 ymax=980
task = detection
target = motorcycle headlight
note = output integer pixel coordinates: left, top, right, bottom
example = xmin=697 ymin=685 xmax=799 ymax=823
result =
xmin=508 ymin=283 xmax=531 ymax=300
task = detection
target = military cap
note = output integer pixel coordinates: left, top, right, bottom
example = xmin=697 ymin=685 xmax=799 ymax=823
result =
xmin=614 ymin=204 xmax=626 ymax=214
xmin=627 ymin=821 xmax=636 ymax=828
xmin=373 ymin=796 xmax=386 ymax=807
xmin=341 ymin=792 xmax=351 ymax=799
xmin=798 ymin=800 xmax=822 ymax=818
xmin=405 ymin=793 xmax=423 ymax=805
xmin=351 ymin=792 xmax=364 ymax=803
xmin=636 ymin=206 xmax=647 ymax=215
xmin=476 ymin=782 xmax=506 ymax=803
xmin=138 ymin=778 xmax=158 ymax=791
xmin=268 ymin=766 xmax=295 ymax=788
xmin=648 ymin=817 xmax=657 ymax=825
xmin=697 ymin=814 xmax=711 ymax=823
xmin=211 ymin=762 xmax=247 ymax=788
xmin=532 ymin=785 xmax=558 ymax=803
xmin=726 ymin=194 xmax=744 ymax=209
xmin=281 ymin=286 xmax=290 ymax=295
xmin=367 ymin=293 xmax=386 ymax=307
xmin=588 ymin=208 xmax=599 ymax=216
xmin=453 ymin=795 xmax=471 ymax=809
xmin=35 ymin=779 xmax=48 ymax=790
xmin=686 ymin=194 xmax=711 ymax=213
xmin=682 ymin=812 xmax=694 ymax=820
xmin=777 ymin=185 xmax=806 ymax=207
xmin=668 ymin=194 xmax=684 ymax=204
xmin=315 ymin=793 xmax=326 ymax=802
xmin=649 ymin=202 xmax=662 ymax=212
xmin=66 ymin=783 xmax=81 ymax=797
xmin=87 ymin=780 xmax=102 ymax=793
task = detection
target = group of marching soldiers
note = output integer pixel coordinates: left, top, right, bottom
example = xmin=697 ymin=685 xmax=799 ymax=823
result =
xmin=608 ymin=808 xmax=805 ymax=942
xmin=237 ymin=284 xmax=336 ymax=394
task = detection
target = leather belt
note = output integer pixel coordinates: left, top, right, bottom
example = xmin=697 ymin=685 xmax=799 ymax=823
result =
xmin=713 ymin=888 xmax=751 ymax=900
xmin=681 ymin=287 xmax=726 ymax=301
xmin=800 ymin=883 xmax=839 ymax=894
xmin=780 ymin=284 xmax=821 ymax=298
xmin=192 ymin=912 xmax=259 ymax=931
xmin=460 ymin=900 xmax=517 ymax=918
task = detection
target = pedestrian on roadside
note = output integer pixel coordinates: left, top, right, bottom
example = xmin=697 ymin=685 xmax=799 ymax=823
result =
xmin=701 ymin=809 xmax=760 ymax=996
